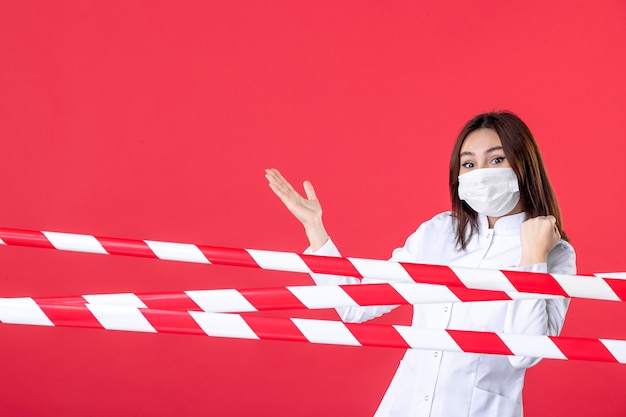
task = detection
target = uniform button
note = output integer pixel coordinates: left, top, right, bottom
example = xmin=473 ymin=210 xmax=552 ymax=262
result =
xmin=424 ymin=395 xmax=429 ymax=401
xmin=444 ymin=306 xmax=449 ymax=313
xmin=433 ymin=352 xmax=439 ymax=358
xmin=486 ymin=232 xmax=492 ymax=238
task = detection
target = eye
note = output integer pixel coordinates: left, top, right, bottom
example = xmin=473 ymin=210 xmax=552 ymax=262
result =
xmin=461 ymin=161 xmax=474 ymax=169
xmin=491 ymin=156 xmax=506 ymax=165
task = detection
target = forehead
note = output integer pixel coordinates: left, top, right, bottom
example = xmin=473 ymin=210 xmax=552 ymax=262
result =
xmin=460 ymin=128 xmax=502 ymax=153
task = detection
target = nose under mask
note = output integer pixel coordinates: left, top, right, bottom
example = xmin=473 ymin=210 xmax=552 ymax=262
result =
xmin=458 ymin=167 xmax=520 ymax=217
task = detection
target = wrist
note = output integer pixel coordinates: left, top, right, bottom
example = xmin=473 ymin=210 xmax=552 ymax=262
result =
xmin=304 ymin=220 xmax=329 ymax=252
xmin=519 ymin=251 xmax=548 ymax=266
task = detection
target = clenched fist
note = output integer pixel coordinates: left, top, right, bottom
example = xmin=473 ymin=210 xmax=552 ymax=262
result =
xmin=519 ymin=215 xmax=561 ymax=266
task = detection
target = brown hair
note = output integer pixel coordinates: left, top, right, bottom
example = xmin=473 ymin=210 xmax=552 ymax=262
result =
xmin=449 ymin=111 xmax=568 ymax=250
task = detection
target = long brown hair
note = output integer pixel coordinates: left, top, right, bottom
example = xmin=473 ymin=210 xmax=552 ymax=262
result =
xmin=449 ymin=111 xmax=568 ymax=250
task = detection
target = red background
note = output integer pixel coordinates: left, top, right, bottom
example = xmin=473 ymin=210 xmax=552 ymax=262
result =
xmin=1 ymin=1 xmax=625 ymax=416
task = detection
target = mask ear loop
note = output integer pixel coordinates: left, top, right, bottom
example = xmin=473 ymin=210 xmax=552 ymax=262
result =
xmin=506 ymin=168 xmax=520 ymax=193
xmin=457 ymin=169 xmax=483 ymax=201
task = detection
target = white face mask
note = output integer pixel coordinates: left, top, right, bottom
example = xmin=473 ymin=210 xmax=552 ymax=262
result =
xmin=458 ymin=167 xmax=520 ymax=217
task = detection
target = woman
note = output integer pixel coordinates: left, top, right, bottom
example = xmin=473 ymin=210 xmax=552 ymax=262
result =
xmin=265 ymin=111 xmax=576 ymax=417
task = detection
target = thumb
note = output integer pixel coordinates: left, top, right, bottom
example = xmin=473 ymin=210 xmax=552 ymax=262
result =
xmin=303 ymin=180 xmax=317 ymax=201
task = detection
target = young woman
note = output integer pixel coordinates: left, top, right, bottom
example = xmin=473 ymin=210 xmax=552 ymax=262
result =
xmin=265 ymin=111 xmax=576 ymax=417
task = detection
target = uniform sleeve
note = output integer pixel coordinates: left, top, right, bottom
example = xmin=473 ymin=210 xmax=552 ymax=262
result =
xmin=304 ymin=228 xmax=424 ymax=323
xmin=505 ymin=240 xmax=576 ymax=369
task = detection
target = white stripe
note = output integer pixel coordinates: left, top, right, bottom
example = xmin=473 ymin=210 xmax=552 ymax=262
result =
xmin=505 ymin=292 xmax=561 ymax=300
xmin=189 ymin=311 xmax=259 ymax=339
xmin=594 ymin=272 xmax=626 ymax=279
xmin=83 ymin=293 xmax=148 ymax=308
xmin=185 ymin=289 xmax=257 ymax=313
xmin=246 ymin=249 xmax=312 ymax=273
xmin=144 ymin=241 xmax=210 ymax=264
xmin=394 ymin=326 xmax=463 ymax=351
xmin=287 ymin=286 xmax=358 ymax=309
xmin=450 ymin=266 xmax=517 ymax=292
xmin=600 ymin=339 xmax=626 ymax=363
xmin=347 ymin=258 xmax=413 ymax=282
xmin=42 ymin=231 xmax=108 ymax=254
xmin=552 ymin=274 xmax=621 ymax=301
xmin=499 ymin=333 xmax=567 ymax=360
xmin=0 ymin=298 xmax=54 ymax=326
xmin=391 ymin=282 xmax=461 ymax=304
xmin=0 ymin=237 xmax=5 ymax=245
xmin=291 ymin=318 xmax=361 ymax=346
xmin=86 ymin=304 xmax=156 ymax=332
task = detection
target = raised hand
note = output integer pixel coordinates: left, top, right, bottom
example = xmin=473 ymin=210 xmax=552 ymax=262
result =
xmin=265 ymin=168 xmax=321 ymax=226
xmin=519 ymin=215 xmax=561 ymax=266
xmin=265 ymin=168 xmax=329 ymax=251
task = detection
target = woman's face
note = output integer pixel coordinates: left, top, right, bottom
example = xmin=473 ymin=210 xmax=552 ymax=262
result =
xmin=458 ymin=128 xmax=511 ymax=175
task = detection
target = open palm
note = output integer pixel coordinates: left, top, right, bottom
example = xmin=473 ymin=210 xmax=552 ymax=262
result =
xmin=265 ymin=168 xmax=322 ymax=227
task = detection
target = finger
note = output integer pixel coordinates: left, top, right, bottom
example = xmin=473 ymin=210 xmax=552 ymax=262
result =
xmin=267 ymin=181 xmax=287 ymax=199
xmin=268 ymin=182 xmax=297 ymax=206
xmin=266 ymin=169 xmax=293 ymax=195
xmin=265 ymin=168 xmax=278 ymax=184
xmin=265 ymin=174 xmax=287 ymax=196
xmin=269 ymin=168 xmax=296 ymax=193
xmin=266 ymin=171 xmax=291 ymax=197
xmin=303 ymin=180 xmax=317 ymax=201
xmin=265 ymin=168 xmax=284 ymax=185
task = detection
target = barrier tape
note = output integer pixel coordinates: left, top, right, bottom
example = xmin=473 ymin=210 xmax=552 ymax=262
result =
xmin=1 ymin=227 xmax=625 ymax=301
xmin=3 ymin=282 xmax=558 ymax=315
xmin=0 ymin=300 xmax=624 ymax=363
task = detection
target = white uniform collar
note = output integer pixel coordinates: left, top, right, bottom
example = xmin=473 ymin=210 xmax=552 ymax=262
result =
xmin=478 ymin=211 xmax=527 ymax=235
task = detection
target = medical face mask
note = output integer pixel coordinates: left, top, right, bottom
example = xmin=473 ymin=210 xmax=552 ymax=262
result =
xmin=457 ymin=167 xmax=520 ymax=217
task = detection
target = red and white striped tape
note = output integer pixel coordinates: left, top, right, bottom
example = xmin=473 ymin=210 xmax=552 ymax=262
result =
xmin=1 ymin=227 xmax=625 ymax=301
xmin=0 ymin=300 xmax=624 ymax=363
xmin=10 ymin=282 xmax=557 ymax=315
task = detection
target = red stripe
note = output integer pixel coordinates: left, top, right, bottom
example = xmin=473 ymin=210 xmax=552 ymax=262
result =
xmin=301 ymin=254 xmax=363 ymax=278
xmin=401 ymin=263 xmax=466 ymax=287
xmin=138 ymin=293 xmax=202 ymax=311
xmin=243 ymin=315 xmax=309 ymax=343
xmin=604 ymin=278 xmax=626 ymax=301
xmin=37 ymin=295 xmax=88 ymax=306
xmin=550 ymin=336 xmax=618 ymax=362
xmin=199 ymin=245 xmax=259 ymax=268
xmin=345 ymin=322 xmax=411 ymax=349
xmin=501 ymin=270 xmax=569 ymax=297
xmin=448 ymin=286 xmax=512 ymax=302
xmin=0 ymin=228 xmax=55 ymax=249
xmin=240 ymin=287 xmax=306 ymax=311
xmin=35 ymin=302 xmax=104 ymax=328
xmin=341 ymin=283 xmax=407 ymax=306
xmin=447 ymin=329 xmax=514 ymax=355
xmin=140 ymin=309 xmax=206 ymax=335
xmin=97 ymin=236 xmax=158 ymax=258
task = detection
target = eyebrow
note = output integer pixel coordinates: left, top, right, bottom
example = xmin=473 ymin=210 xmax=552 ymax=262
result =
xmin=460 ymin=146 xmax=504 ymax=158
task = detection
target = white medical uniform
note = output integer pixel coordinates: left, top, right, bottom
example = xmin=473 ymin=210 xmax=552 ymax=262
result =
xmin=306 ymin=211 xmax=576 ymax=417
